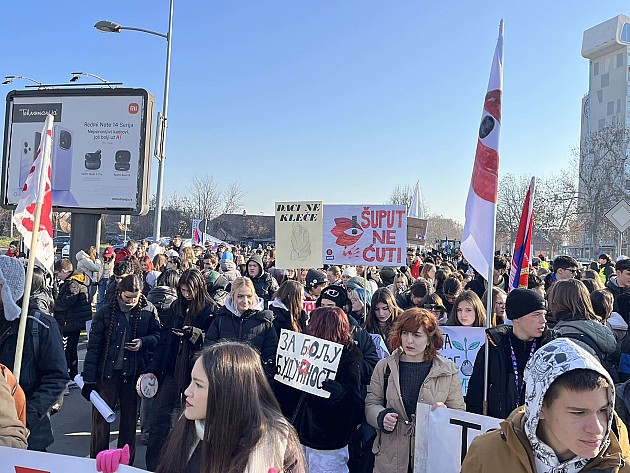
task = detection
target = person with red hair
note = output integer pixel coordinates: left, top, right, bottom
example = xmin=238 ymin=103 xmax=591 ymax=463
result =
xmin=365 ymin=308 xmax=465 ymax=473
xmin=278 ymin=306 xmax=364 ymax=472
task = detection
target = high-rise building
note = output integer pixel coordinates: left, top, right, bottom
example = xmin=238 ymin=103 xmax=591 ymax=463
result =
xmin=579 ymin=15 xmax=630 ymax=256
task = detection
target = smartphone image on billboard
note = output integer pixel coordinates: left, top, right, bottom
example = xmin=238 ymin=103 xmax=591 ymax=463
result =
xmin=52 ymin=125 xmax=72 ymax=191
xmin=18 ymin=138 xmax=33 ymax=189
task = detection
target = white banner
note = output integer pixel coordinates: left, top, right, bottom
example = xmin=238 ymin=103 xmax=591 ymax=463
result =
xmin=274 ymin=329 xmax=343 ymax=398
xmin=275 ymin=201 xmax=323 ymax=269
xmin=439 ymin=327 xmax=486 ymax=395
xmin=322 ymin=205 xmax=407 ymax=265
xmin=414 ymin=405 xmax=501 ymax=473
xmin=0 ymin=446 xmax=145 ymax=473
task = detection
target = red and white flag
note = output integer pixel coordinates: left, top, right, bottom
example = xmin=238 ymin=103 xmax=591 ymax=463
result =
xmin=461 ymin=20 xmax=504 ymax=280
xmin=13 ymin=114 xmax=55 ymax=270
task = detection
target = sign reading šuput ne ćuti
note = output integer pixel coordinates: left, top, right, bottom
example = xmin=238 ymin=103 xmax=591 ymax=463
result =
xmin=274 ymin=329 xmax=343 ymax=398
xmin=322 ymin=205 xmax=407 ymax=265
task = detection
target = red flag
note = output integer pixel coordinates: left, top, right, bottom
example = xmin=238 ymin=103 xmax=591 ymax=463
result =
xmin=13 ymin=114 xmax=54 ymax=270
xmin=508 ymin=177 xmax=535 ymax=291
xmin=461 ymin=20 xmax=504 ymax=280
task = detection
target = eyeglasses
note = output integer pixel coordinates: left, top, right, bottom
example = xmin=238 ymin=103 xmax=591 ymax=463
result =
xmin=564 ymin=268 xmax=578 ymax=275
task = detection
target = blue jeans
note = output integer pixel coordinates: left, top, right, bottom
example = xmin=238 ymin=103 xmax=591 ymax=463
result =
xmin=96 ymin=277 xmax=109 ymax=311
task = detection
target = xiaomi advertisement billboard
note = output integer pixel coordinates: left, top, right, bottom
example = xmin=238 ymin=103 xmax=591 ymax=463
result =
xmin=2 ymin=88 xmax=155 ymax=215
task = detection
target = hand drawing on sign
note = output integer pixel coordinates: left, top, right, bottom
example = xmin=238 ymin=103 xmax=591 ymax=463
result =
xmin=452 ymin=337 xmax=480 ymax=376
xmin=290 ymin=222 xmax=311 ymax=261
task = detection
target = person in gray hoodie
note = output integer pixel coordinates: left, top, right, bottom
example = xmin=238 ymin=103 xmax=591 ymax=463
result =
xmin=463 ymin=338 xmax=630 ymax=472
xmin=245 ymin=254 xmax=278 ymax=302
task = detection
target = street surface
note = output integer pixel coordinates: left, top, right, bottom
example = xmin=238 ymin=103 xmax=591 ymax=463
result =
xmin=48 ymin=337 xmax=149 ymax=470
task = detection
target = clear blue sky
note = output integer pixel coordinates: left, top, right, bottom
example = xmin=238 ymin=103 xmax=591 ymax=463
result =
xmin=1 ymin=1 xmax=626 ymax=223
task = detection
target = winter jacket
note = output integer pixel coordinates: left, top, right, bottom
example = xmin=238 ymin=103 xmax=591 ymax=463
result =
xmin=0 ymin=375 xmax=27 ymax=449
xmin=365 ymin=350 xmax=465 ymax=473
xmin=219 ymin=260 xmax=241 ymax=285
xmin=114 ymin=247 xmax=131 ymax=264
xmin=53 ymin=271 xmax=92 ymax=333
xmin=607 ymin=276 xmax=630 ymax=323
xmin=463 ymin=338 xmax=629 ymax=472
xmin=395 ymin=291 xmax=416 ymax=310
xmin=82 ymin=297 xmax=161 ymax=383
xmin=554 ymin=315 xmax=619 ymax=382
xmin=0 ymin=300 xmax=68 ymax=451
xmin=270 ymin=300 xmax=308 ymax=337
xmin=76 ymin=250 xmax=101 ymax=284
xmin=146 ymin=285 xmax=178 ymax=323
xmin=207 ymin=274 xmax=230 ymax=308
xmin=462 ymin=408 xmax=630 ymax=472
xmin=204 ymin=296 xmax=278 ymax=379
xmin=147 ymin=301 xmax=214 ymax=384
xmin=466 ymin=325 xmax=555 ymax=419
xmin=284 ymin=344 xmax=364 ymax=450
xmin=246 ymin=255 xmax=278 ymax=302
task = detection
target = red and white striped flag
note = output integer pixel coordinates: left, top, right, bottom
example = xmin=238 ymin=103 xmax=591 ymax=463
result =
xmin=13 ymin=114 xmax=55 ymax=270
xmin=461 ymin=20 xmax=504 ymax=280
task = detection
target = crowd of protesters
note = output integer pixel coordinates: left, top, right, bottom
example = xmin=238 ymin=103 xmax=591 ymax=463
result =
xmin=2 ymin=237 xmax=630 ymax=472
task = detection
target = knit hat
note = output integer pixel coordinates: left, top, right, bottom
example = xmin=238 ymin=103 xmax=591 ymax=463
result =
xmin=0 ymin=256 xmax=25 ymax=321
xmin=379 ymin=266 xmax=397 ymax=285
xmin=345 ymin=276 xmax=369 ymax=291
xmin=306 ymin=269 xmax=327 ymax=289
xmin=505 ymin=288 xmax=547 ymax=321
xmin=316 ymin=284 xmax=349 ymax=309
xmin=342 ymin=267 xmax=357 ymax=278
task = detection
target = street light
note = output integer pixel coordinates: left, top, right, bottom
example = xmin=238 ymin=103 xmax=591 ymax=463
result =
xmin=70 ymin=71 xmax=116 ymax=88
xmin=2 ymin=75 xmax=43 ymax=86
xmin=95 ymin=1 xmax=173 ymax=241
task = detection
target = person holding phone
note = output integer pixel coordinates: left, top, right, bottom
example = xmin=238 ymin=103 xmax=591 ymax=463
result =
xmin=81 ymin=274 xmax=160 ymax=465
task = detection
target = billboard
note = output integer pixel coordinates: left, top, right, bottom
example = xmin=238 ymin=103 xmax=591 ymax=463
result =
xmin=2 ymin=88 xmax=155 ymax=214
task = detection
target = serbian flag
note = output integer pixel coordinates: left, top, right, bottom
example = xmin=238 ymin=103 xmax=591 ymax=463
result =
xmin=461 ymin=20 xmax=504 ymax=280
xmin=508 ymin=177 xmax=535 ymax=291
xmin=13 ymin=114 xmax=54 ymax=271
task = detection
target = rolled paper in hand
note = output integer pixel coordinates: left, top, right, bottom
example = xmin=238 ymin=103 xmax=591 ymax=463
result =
xmin=74 ymin=375 xmax=116 ymax=423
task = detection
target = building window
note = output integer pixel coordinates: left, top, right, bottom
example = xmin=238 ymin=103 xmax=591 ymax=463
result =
xmin=618 ymin=52 xmax=625 ymax=68
xmin=594 ymin=61 xmax=600 ymax=75
xmin=608 ymin=101 xmax=615 ymax=115
xmin=622 ymin=23 xmax=630 ymax=43
xmin=618 ymin=99 xmax=622 ymax=113
xmin=598 ymin=89 xmax=603 ymax=103
xmin=599 ymin=118 xmax=606 ymax=130
xmin=601 ymin=73 xmax=609 ymax=87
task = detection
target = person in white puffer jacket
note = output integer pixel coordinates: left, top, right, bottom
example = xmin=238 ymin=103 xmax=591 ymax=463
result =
xmin=76 ymin=246 xmax=102 ymax=305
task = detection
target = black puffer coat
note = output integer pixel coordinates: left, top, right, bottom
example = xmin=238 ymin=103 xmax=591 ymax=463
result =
xmin=270 ymin=301 xmax=308 ymax=338
xmin=83 ymin=297 xmax=160 ymax=383
xmin=146 ymin=285 xmax=178 ymax=323
xmin=53 ymin=271 xmax=92 ymax=333
xmin=246 ymin=255 xmax=278 ymax=302
xmin=0 ymin=295 xmax=69 ymax=451
xmin=205 ymin=296 xmax=278 ymax=379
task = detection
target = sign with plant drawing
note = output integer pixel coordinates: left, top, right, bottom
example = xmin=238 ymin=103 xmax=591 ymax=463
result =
xmin=439 ymin=327 xmax=486 ymax=395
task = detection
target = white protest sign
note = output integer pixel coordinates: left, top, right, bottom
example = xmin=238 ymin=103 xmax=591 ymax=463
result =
xmin=414 ymin=405 xmax=501 ymax=473
xmin=275 ymin=201 xmax=323 ymax=269
xmin=0 ymin=445 xmax=145 ymax=473
xmin=369 ymin=333 xmax=390 ymax=360
xmin=439 ymin=326 xmax=486 ymax=395
xmin=322 ymin=205 xmax=407 ymax=265
xmin=275 ymin=329 xmax=343 ymax=398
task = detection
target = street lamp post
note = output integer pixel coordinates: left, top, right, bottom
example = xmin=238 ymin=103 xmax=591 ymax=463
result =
xmin=95 ymin=0 xmax=173 ymax=241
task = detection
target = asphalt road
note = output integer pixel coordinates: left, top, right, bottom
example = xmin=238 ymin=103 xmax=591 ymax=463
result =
xmin=48 ymin=338 xmax=149 ymax=470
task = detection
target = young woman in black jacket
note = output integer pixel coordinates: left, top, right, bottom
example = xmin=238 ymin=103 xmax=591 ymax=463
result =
xmin=82 ymin=274 xmax=160 ymax=465
xmin=270 ymin=279 xmax=308 ymax=336
xmin=145 ymin=268 xmax=216 ymax=471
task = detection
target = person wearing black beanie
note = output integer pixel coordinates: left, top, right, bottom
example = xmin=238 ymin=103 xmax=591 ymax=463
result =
xmin=465 ymin=288 xmax=555 ymax=419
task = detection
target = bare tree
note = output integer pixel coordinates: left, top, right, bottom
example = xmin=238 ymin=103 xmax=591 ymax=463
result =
xmin=425 ymin=214 xmax=463 ymax=246
xmin=189 ymin=175 xmax=222 ymax=222
xmin=386 ymin=183 xmax=430 ymax=216
xmin=223 ymin=182 xmax=247 ymax=214
xmin=496 ymin=173 xmax=531 ymax=246
xmin=575 ymin=123 xmax=630 ymax=257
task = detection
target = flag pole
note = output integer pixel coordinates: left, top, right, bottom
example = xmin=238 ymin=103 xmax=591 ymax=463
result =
xmin=482 ymin=209 xmax=496 ymax=416
xmin=13 ymin=117 xmax=52 ymax=383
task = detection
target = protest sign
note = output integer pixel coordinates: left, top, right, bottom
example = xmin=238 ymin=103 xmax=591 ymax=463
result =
xmin=407 ymin=217 xmax=428 ymax=246
xmin=414 ymin=405 xmax=501 ymax=473
xmin=370 ymin=333 xmax=390 ymax=360
xmin=0 ymin=446 xmax=144 ymax=473
xmin=303 ymin=300 xmax=317 ymax=314
xmin=322 ymin=205 xmax=407 ymax=265
xmin=275 ymin=201 xmax=323 ymax=269
xmin=439 ymin=327 xmax=486 ymax=395
xmin=275 ymin=329 xmax=343 ymax=398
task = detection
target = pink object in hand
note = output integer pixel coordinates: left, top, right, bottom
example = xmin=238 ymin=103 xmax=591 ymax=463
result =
xmin=96 ymin=444 xmax=130 ymax=473
xmin=268 ymin=469 xmax=279 ymax=473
